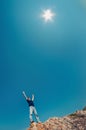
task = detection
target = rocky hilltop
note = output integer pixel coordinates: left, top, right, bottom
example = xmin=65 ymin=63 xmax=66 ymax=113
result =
xmin=27 ymin=107 xmax=86 ymax=130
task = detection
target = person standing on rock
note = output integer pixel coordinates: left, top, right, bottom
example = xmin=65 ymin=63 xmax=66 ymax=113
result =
xmin=22 ymin=91 xmax=41 ymax=124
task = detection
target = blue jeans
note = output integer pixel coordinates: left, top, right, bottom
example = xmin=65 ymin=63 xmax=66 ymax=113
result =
xmin=29 ymin=106 xmax=40 ymax=122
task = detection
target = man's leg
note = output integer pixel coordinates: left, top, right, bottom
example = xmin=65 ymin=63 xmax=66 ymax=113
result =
xmin=33 ymin=107 xmax=40 ymax=123
xmin=29 ymin=106 xmax=34 ymax=123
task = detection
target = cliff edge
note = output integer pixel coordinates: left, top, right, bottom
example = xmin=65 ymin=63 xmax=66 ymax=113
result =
xmin=27 ymin=107 xmax=86 ymax=130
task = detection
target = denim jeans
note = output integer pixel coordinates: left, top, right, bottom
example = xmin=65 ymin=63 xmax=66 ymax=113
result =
xmin=29 ymin=106 xmax=40 ymax=122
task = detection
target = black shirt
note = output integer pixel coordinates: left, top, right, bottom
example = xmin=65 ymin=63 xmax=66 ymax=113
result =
xmin=26 ymin=99 xmax=34 ymax=106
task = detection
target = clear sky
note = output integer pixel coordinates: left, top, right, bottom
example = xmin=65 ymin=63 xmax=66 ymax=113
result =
xmin=1 ymin=0 xmax=86 ymax=130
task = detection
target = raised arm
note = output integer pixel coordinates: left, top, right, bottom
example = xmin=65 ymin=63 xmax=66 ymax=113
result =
xmin=32 ymin=94 xmax=34 ymax=101
xmin=22 ymin=91 xmax=28 ymax=100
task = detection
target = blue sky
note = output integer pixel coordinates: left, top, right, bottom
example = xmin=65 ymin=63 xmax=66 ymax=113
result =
xmin=1 ymin=0 xmax=86 ymax=130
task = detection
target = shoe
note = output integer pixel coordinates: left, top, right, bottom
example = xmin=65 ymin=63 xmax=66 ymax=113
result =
xmin=37 ymin=121 xmax=41 ymax=123
xmin=31 ymin=121 xmax=34 ymax=124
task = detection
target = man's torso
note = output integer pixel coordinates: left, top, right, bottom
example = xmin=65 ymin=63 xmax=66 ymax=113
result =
xmin=27 ymin=99 xmax=34 ymax=106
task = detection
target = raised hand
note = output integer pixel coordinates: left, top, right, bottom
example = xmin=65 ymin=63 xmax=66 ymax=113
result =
xmin=22 ymin=91 xmax=27 ymax=99
xmin=32 ymin=94 xmax=34 ymax=101
xmin=22 ymin=91 xmax=25 ymax=95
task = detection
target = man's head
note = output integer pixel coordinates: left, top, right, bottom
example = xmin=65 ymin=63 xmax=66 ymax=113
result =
xmin=27 ymin=97 xmax=31 ymax=101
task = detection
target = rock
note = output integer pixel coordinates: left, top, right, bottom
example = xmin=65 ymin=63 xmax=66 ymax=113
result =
xmin=27 ymin=107 xmax=86 ymax=130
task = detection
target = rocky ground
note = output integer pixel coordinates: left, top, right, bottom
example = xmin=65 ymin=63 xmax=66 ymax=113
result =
xmin=27 ymin=107 xmax=86 ymax=130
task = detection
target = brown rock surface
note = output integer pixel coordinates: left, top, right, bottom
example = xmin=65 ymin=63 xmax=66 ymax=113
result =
xmin=27 ymin=108 xmax=86 ymax=130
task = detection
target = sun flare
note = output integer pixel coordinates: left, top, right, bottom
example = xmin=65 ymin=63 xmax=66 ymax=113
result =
xmin=41 ymin=9 xmax=55 ymax=22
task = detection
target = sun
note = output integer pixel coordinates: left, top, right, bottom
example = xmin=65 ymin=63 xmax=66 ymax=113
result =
xmin=41 ymin=9 xmax=55 ymax=22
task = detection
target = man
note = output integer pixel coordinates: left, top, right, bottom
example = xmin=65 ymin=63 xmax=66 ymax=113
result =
xmin=22 ymin=91 xmax=40 ymax=124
